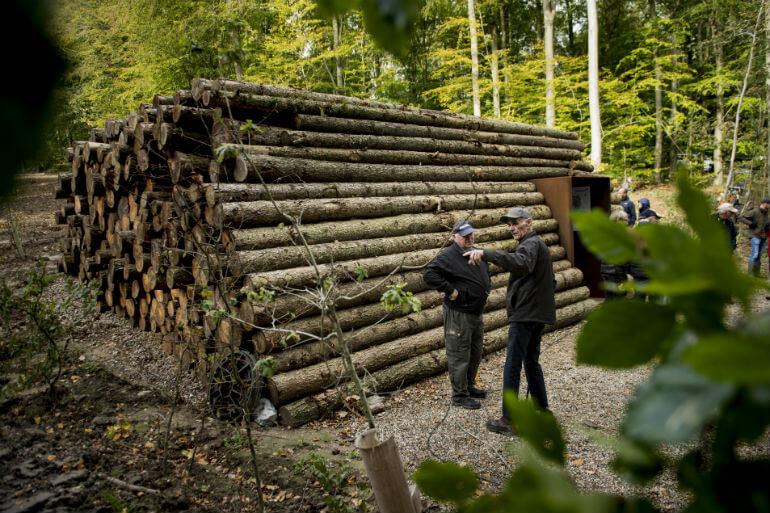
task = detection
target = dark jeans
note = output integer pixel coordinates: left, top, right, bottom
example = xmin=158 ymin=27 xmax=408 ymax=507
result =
xmin=443 ymin=306 xmax=484 ymax=399
xmin=502 ymin=321 xmax=548 ymax=418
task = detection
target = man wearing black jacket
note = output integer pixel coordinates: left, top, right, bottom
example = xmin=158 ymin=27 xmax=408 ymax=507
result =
xmin=424 ymin=221 xmax=491 ymax=410
xmin=465 ymin=207 xmax=555 ymax=435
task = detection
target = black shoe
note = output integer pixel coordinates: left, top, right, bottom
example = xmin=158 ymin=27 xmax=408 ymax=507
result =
xmin=486 ymin=417 xmax=515 ymax=436
xmin=452 ymin=396 xmax=481 ymax=410
xmin=468 ymin=386 xmax=488 ymax=399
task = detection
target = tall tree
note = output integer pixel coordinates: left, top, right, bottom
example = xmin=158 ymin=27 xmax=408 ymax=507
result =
xmin=491 ymin=31 xmax=501 ymax=117
xmin=467 ymin=0 xmax=481 ymax=116
xmin=543 ymin=0 xmax=556 ymax=128
xmin=332 ymin=15 xmax=344 ymax=91
xmin=588 ymin=0 xmax=602 ymax=169
xmin=766 ymin=0 xmax=770 ymax=195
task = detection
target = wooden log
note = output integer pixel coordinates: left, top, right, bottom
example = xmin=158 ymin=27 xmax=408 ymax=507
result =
xmin=157 ymin=123 xmax=211 ymax=155
xmin=193 ymin=81 xmax=578 ymax=140
xmin=214 ymin=192 xmax=544 ymax=229
xmin=293 ymin=113 xmax=592 ymax=157
xmin=232 ymin=227 xmax=560 ymax=275
xmin=213 ymin=121 xmax=586 ymax=153
xmin=168 ymin=151 xmax=210 ymax=184
xmin=226 ymin=207 xmax=555 ymax=252
xmin=220 ymin=143 xmax=582 ymax=168
xmin=355 ymin=429 xmax=420 ymax=513
xmin=244 ymin=244 xmax=567 ymax=290
xmin=277 ymin=298 xmax=600 ymax=426
xmin=254 ymin=268 xmax=583 ymax=358
xmin=226 ymin=154 xmax=573 ymax=184
xmin=203 ymin=181 xmax=536 ymax=206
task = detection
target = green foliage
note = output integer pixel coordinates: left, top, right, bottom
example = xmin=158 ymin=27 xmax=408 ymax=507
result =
xmin=418 ymin=175 xmax=770 ymax=512
xmin=294 ymin=452 xmax=368 ymax=513
xmin=255 ymin=356 xmax=277 ymax=379
xmin=0 ymin=261 xmax=98 ymax=400
xmin=353 ymin=264 xmax=368 ymax=283
xmin=380 ymin=283 xmax=422 ymax=314
xmin=244 ymin=286 xmax=275 ymax=305
xmin=412 ymin=460 xmax=478 ymax=504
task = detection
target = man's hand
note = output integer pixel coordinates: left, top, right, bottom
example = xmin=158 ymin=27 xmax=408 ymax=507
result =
xmin=463 ymin=249 xmax=484 ymax=265
xmin=450 ymin=289 xmax=459 ymax=300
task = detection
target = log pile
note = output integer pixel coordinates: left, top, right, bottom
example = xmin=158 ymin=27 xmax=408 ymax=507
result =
xmin=56 ymin=78 xmax=600 ymax=425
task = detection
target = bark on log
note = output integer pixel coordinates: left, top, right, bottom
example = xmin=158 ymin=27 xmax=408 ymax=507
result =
xmin=215 ymin=192 xmax=544 ymax=229
xmin=213 ymin=122 xmax=585 ymax=154
xmin=232 ymin=228 xmax=559 ymax=275
xmin=204 ymin=181 xmax=536 ymax=206
xmin=252 ymin=267 xmax=582 ymax=355
xmin=226 ymin=208 xmax=554 ymax=252
xmin=277 ymin=298 xmax=600 ymax=423
xmin=226 ymin=154 xmax=573 ymax=184
xmin=221 ymin=143 xmax=582 ymax=168
xmin=269 ymin=285 xmax=589 ymax=374
xmin=195 ymin=83 xmax=578 ymax=140
xmin=244 ymin=244 xmax=567 ymax=290
xmin=169 ymin=152 xmax=211 ymax=184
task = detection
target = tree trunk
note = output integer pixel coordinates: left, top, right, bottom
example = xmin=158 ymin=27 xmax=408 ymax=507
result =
xmin=587 ymin=0 xmax=602 ymax=170
xmin=277 ymin=298 xmax=599 ymax=426
xmin=222 ymin=143 xmax=582 ymax=169
xmin=245 ymin=244 xmax=567 ymax=290
xmin=227 ymin=154 xmax=576 ymax=184
xmin=205 ymin=180 xmax=536 ymax=206
xmin=333 ymin=16 xmax=344 ymax=92
xmin=766 ymin=0 xmax=770 ymax=195
xmin=491 ymin=32 xmax=501 ymax=118
xmin=292 ymin=115 xmax=585 ymax=150
xmin=669 ymin=48 xmax=679 ymax=179
xmin=204 ymin=90 xmax=579 ymax=140
xmin=543 ymin=0 xmax=556 ymax=128
xmin=726 ymin=5 xmax=763 ymax=190
xmin=467 ymin=0 xmax=481 ymax=116
xmin=214 ymin=192 xmax=544 ymax=229
xmin=213 ymin=122 xmax=585 ymax=153
xmin=713 ymin=26 xmax=725 ymax=186
xmin=268 ymin=283 xmax=588 ymax=374
xmin=233 ymin=227 xmax=559 ymax=276
xmin=226 ymin=209 xmax=555 ymax=251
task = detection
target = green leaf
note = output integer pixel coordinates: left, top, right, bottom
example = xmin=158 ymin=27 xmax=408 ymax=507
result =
xmin=315 ymin=0 xmax=356 ymax=17
xmin=623 ymin=364 xmax=734 ymax=444
xmin=576 ymin=300 xmax=676 ymax=368
xmin=413 ymin=460 xmax=478 ymax=504
xmin=571 ymin=209 xmax=639 ymax=265
xmin=504 ymin=394 xmax=566 ymax=465
xmin=683 ymin=334 xmax=770 ymax=385
xmin=359 ymin=0 xmax=419 ymax=58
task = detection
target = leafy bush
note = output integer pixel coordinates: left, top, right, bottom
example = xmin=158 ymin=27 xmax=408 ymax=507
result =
xmin=414 ymin=173 xmax=770 ymax=512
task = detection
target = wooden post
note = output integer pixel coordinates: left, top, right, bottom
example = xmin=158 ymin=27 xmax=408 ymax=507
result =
xmin=354 ymin=429 xmax=421 ymax=513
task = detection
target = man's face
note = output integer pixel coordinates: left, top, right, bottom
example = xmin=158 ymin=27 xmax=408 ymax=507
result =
xmin=619 ymin=188 xmax=628 ymax=200
xmin=453 ymin=232 xmax=475 ymax=249
xmin=719 ymin=210 xmax=732 ymax=220
xmin=506 ymin=218 xmax=531 ymax=241
xmin=760 ymin=202 xmax=769 ymax=212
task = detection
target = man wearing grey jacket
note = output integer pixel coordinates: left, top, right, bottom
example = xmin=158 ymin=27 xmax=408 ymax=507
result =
xmin=465 ymin=207 xmax=555 ymax=435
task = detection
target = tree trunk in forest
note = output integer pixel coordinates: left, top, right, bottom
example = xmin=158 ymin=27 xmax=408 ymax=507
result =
xmin=214 ymin=192 xmax=544 ymax=229
xmin=669 ymin=47 xmax=679 ymax=179
xmin=491 ymin=33 xmax=501 ymax=118
xmin=650 ymin=0 xmax=663 ymax=182
xmin=726 ymin=5 xmax=763 ymax=190
xmin=543 ymin=0 xmax=556 ymax=128
xmin=226 ymin=154 xmax=578 ymax=184
xmin=333 ymin=16 xmax=344 ymax=92
xmin=713 ymin=28 xmax=725 ymax=187
xmin=587 ymin=0 xmax=602 ymax=171
xmin=467 ymin=0 xmax=481 ymax=116
xmin=766 ymin=0 xmax=770 ymax=195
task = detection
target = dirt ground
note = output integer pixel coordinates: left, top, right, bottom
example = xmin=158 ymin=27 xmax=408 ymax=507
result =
xmin=1 ymin=175 xmax=768 ymax=513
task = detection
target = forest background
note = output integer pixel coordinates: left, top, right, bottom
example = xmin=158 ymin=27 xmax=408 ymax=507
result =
xmin=42 ymin=0 xmax=769 ymax=198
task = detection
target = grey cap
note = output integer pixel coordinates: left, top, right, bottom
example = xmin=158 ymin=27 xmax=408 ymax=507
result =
xmin=500 ymin=207 xmax=532 ymax=223
xmin=452 ymin=220 xmax=475 ymax=236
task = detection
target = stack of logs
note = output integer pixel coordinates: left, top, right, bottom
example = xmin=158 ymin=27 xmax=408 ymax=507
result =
xmin=56 ymin=78 xmax=600 ymax=426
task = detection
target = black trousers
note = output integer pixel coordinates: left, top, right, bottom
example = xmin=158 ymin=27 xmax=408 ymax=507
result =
xmin=443 ymin=306 xmax=484 ymax=399
xmin=502 ymin=321 xmax=548 ymax=418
